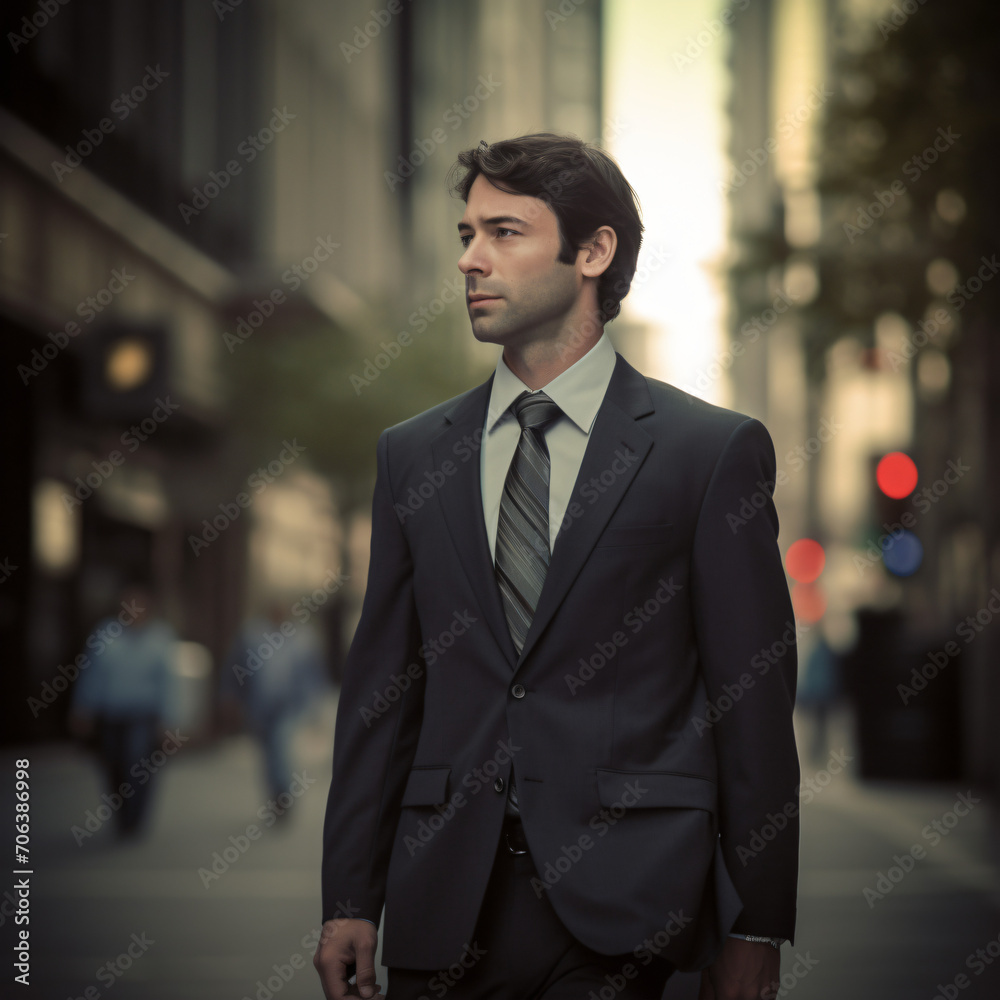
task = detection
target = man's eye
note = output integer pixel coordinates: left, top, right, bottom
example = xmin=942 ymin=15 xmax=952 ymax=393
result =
xmin=459 ymin=234 xmax=472 ymax=247
xmin=496 ymin=228 xmax=515 ymax=238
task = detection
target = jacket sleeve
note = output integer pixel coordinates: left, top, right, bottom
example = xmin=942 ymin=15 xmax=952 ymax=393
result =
xmin=320 ymin=429 xmax=426 ymax=923
xmin=690 ymin=417 xmax=799 ymax=941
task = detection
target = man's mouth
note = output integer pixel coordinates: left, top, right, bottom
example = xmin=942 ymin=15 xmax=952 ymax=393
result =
xmin=468 ymin=294 xmax=502 ymax=306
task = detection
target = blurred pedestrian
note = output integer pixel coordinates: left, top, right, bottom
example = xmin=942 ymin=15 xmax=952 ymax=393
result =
xmin=68 ymin=583 xmax=178 ymax=838
xmin=221 ymin=600 xmax=327 ymax=809
xmin=798 ymin=630 xmax=843 ymax=762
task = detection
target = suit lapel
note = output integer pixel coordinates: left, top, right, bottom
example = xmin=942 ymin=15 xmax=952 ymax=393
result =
xmin=515 ymin=354 xmax=654 ymax=669
xmin=429 ymin=352 xmax=656 ymax=673
xmin=431 ymin=374 xmax=520 ymax=667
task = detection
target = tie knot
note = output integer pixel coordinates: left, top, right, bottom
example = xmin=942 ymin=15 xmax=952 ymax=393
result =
xmin=512 ymin=391 xmax=561 ymax=433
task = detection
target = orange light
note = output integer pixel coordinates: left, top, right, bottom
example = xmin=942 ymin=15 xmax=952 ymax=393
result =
xmin=791 ymin=582 xmax=826 ymax=623
xmin=876 ymin=451 xmax=918 ymax=499
xmin=786 ymin=538 xmax=825 ymax=583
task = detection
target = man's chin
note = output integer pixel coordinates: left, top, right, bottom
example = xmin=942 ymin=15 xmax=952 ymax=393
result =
xmin=469 ymin=319 xmax=508 ymax=345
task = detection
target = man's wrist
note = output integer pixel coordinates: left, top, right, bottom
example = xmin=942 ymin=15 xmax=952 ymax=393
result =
xmin=728 ymin=933 xmax=784 ymax=948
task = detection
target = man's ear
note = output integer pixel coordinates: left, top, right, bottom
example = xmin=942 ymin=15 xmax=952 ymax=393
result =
xmin=579 ymin=225 xmax=618 ymax=278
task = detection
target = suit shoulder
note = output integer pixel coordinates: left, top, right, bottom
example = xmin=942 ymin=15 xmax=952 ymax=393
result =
xmin=380 ymin=378 xmax=490 ymax=446
xmin=641 ymin=373 xmax=764 ymax=440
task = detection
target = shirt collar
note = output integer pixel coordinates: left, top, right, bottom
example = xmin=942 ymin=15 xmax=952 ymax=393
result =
xmin=486 ymin=334 xmax=617 ymax=435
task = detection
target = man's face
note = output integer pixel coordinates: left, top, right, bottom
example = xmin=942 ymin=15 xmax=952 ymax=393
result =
xmin=457 ymin=174 xmax=581 ymax=349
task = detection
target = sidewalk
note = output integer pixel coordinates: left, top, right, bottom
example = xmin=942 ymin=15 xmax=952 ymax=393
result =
xmin=7 ymin=702 xmax=999 ymax=999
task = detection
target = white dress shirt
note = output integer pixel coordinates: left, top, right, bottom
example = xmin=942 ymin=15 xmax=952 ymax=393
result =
xmin=481 ymin=333 xmax=617 ymax=560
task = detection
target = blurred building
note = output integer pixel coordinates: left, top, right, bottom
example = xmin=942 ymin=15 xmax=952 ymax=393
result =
xmin=725 ymin=0 xmax=1000 ymax=790
xmin=0 ymin=0 xmax=606 ymax=742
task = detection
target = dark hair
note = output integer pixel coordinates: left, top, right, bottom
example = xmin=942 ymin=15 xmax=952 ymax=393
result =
xmin=448 ymin=132 xmax=644 ymax=323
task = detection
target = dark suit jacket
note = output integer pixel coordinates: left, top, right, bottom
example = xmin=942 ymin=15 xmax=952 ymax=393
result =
xmin=321 ymin=352 xmax=799 ymax=971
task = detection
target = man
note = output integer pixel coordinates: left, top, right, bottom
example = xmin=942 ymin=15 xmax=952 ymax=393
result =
xmin=68 ymin=584 xmax=176 ymax=838
xmin=315 ymin=133 xmax=799 ymax=1000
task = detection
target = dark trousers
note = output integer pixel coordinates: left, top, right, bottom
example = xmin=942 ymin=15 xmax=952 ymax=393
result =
xmin=97 ymin=715 xmax=159 ymax=835
xmin=387 ymin=826 xmax=674 ymax=999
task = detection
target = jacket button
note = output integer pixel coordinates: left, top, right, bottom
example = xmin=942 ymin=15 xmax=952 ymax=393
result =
xmin=493 ymin=777 xmax=504 ymax=793
xmin=511 ymin=683 xmax=525 ymax=699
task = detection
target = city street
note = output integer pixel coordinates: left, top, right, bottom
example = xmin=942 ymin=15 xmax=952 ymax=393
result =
xmin=16 ymin=703 xmax=1000 ymax=1000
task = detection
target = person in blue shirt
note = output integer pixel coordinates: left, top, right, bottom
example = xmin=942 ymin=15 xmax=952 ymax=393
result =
xmin=221 ymin=599 xmax=327 ymax=810
xmin=69 ymin=583 xmax=177 ymax=838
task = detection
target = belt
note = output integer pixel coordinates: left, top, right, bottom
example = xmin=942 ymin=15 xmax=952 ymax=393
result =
xmin=502 ymin=814 xmax=529 ymax=856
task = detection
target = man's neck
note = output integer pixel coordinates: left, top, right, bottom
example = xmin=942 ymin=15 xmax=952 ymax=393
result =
xmin=502 ymin=332 xmax=603 ymax=390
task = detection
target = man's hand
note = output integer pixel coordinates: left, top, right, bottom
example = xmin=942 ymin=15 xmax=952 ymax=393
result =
xmin=698 ymin=937 xmax=781 ymax=1000
xmin=313 ymin=918 xmax=383 ymax=999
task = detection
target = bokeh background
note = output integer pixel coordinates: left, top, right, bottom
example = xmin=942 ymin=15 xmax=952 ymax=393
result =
xmin=1 ymin=0 xmax=999 ymax=997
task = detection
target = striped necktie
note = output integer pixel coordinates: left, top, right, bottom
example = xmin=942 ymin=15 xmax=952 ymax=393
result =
xmin=494 ymin=390 xmax=562 ymax=818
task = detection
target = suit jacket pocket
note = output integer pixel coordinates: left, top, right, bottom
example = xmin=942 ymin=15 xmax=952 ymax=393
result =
xmin=595 ymin=523 xmax=673 ymax=547
xmin=400 ymin=766 xmax=451 ymax=807
xmin=596 ymin=769 xmax=716 ymax=811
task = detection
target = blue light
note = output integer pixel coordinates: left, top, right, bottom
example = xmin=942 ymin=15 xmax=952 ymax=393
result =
xmin=882 ymin=530 xmax=923 ymax=576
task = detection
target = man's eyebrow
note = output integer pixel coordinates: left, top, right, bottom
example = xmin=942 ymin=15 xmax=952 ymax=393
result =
xmin=457 ymin=215 xmax=531 ymax=232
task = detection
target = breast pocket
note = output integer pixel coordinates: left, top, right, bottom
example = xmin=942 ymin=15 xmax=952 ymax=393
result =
xmin=595 ymin=523 xmax=673 ymax=547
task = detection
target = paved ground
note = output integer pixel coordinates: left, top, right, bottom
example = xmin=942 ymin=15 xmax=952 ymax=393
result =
xmin=4 ymin=701 xmax=999 ymax=999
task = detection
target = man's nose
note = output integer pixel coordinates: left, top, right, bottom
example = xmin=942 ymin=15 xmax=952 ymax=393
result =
xmin=458 ymin=241 xmax=489 ymax=275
